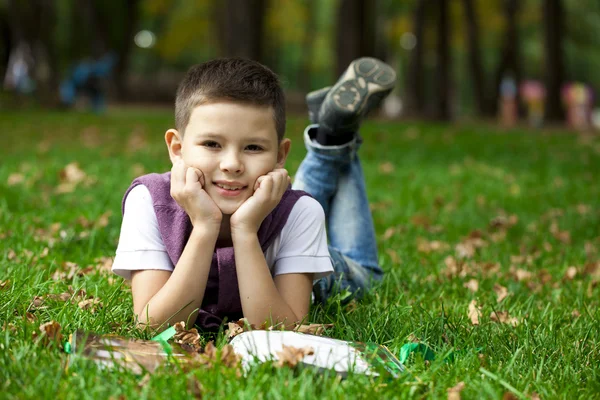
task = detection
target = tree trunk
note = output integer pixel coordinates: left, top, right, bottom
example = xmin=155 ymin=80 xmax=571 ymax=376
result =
xmin=435 ymin=0 xmax=451 ymax=120
xmin=113 ymin=0 xmax=141 ymax=100
xmin=492 ymin=0 xmax=522 ymax=117
xmin=216 ymin=0 xmax=266 ymax=62
xmin=335 ymin=0 xmax=376 ymax=77
xmin=462 ymin=0 xmax=488 ymax=116
xmin=543 ymin=0 xmax=565 ymax=121
xmin=406 ymin=0 xmax=427 ymax=116
xmin=298 ymin=0 xmax=317 ymax=92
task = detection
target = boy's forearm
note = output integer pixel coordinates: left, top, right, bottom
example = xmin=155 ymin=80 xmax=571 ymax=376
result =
xmin=137 ymin=227 xmax=218 ymax=329
xmin=232 ymin=232 xmax=301 ymax=328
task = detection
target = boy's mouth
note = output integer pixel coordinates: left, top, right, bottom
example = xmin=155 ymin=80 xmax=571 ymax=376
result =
xmin=213 ymin=181 xmax=248 ymax=196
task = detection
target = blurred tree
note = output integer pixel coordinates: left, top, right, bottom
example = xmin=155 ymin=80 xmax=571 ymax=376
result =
xmin=406 ymin=0 xmax=427 ymax=116
xmin=6 ymin=0 xmax=58 ymax=104
xmin=435 ymin=0 xmax=451 ymax=120
xmin=543 ymin=0 xmax=565 ymax=121
xmin=492 ymin=0 xmax=522 ymax=118
xmin=335 ymin=0 xmax=377 ymax=76
xmin=216 ymin=0 xmax=267 ymax=62
xmin=461 ymin=0 xmax=489 ymax=116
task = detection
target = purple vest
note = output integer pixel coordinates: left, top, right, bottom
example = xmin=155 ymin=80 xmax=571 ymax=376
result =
xmin=122 ymin=172 xmax=308 ymax=331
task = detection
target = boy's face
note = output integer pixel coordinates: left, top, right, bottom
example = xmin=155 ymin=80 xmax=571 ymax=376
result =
xmin=166 ymin=101 xmax=290 ymax=215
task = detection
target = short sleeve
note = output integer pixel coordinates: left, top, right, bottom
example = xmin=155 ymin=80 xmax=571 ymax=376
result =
xmin=272 ymin=196 xmax=333 ymax=280
xmin=112 ymin=185 xmax=174 ymax=280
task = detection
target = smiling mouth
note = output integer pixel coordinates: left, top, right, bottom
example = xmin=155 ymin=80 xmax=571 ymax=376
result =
xmin=214 ymin=183 xmax=246 ymax=191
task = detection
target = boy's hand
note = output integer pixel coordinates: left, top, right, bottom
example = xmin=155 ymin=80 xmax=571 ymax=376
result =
xmin=170 ymin=160 xmax=222 ymax=229
xmin=230 ymin=169 xmax=290 ymax=235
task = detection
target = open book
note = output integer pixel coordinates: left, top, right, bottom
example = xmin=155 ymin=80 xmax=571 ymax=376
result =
xmin=66 ymin=329 xmax=404 ymax=378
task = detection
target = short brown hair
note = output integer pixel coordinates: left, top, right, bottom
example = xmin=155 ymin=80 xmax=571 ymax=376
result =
xmin=175 ymin=58 xmax=286 ymax=141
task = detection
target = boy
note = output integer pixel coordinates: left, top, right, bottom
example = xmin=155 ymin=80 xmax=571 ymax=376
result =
xmin=112 ymin=57 xmax=395 ymax=331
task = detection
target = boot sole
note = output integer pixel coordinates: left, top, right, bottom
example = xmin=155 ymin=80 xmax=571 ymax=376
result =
xmin=330 ymin=58 xmax=396 ymax=115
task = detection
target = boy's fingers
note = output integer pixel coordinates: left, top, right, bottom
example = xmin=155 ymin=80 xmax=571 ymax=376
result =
xmin=185 ymin=166 xmax=200 ymax=187
xmin=170 ymin=160 xmax=186 ymax=192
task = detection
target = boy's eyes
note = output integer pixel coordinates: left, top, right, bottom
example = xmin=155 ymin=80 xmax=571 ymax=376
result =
xmin=199 ymin=141 xmax=263 ymax=152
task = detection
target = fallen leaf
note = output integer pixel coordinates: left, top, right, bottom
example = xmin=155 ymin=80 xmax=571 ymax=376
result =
xmin=550 ymin=222 xmax=571 ymax=244
xmin=576 ymin=204 xmax=591 ymax=215
xmin=187 ymin=376 xmax=204 ymax=399
xmin=456 ymin=243 xmax=475 ymax=259
xmin=490 ymin=311 xmax=519 ymax=326
xmin=463 ymin=279 xmax=479 ymax=293
xmin=226 ymin=321 xmax=245 ymax=339
xmin=385 ymin=248 xmax=400 ymax=264
xmin=411 ymin=214 xmax=431 ymax=228
xmin=493 ymin=284 xmax=509 ymax=303
xmin=174 ymin=321 xmax=202 ymax=352
xmin=382 ymin=227 xmax=397 ymax=241
xmin=571 ymin=309 xmax=581 ymax=318
xmin=7 ymin=173 xmax=25 ymax=186
xmin=418 ymin=238 xmax=450 ymax=253
xmin=138 ymin=374 xmax=151 ymax=388
xmin=275 ymin=345 xmax=314 ymax=368
xmin=0 ymin=280 xmax=10 ymax=290
xmin=514 ymin=268 xmax=532 ymax=282
xmin=564 ymin=266 xmax=578 ymax=280
xmin=447 ymin=381 xmax=466 ymax=400
xmin=502 ymin=393 xmax=518 ymax=400
xmin=78 ymin=298 xmax=102 ymax=313
xmin=468 ymin=300 xmax=481 ymax=325
xmin=295 ymin=323 xmax=334 ymax=336
xmin=378 ymin=162 xmax=395 ymax=174
xmin=37 ymin=321 xmax=63 ymax=346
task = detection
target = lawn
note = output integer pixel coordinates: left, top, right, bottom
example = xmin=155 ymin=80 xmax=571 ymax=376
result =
xmin=1 ymin=109 xmax=599 ymax=399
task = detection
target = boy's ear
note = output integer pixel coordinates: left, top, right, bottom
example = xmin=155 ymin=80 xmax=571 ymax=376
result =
xmin=276 ymin=138 xmax=291 ymax=168
xmin=165 ymin=129 xmax=183 ymax=164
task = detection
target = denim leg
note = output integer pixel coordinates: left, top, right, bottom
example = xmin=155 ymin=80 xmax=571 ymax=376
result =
xmin=293 ymin=125 xmax=383 ymax=303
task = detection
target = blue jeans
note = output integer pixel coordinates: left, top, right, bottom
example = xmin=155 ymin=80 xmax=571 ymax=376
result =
xmin=292 ymin=125 xmax=383 ymax=303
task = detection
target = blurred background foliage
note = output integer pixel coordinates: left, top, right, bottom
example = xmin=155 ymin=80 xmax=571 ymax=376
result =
xmin=1 ymin=0 xmax=599 ymax=120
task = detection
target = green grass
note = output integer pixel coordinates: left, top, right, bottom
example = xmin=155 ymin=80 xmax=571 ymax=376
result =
xmin=1 ymin=109 xmax=599 ymax=399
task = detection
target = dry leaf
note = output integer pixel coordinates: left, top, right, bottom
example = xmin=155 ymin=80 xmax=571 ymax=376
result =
xmin=7 ymin=173 xmax=25 ymax=186
xmin=502 ymin=393 xmax=518 ymax=400
xmin=463 ymin=279 xmax=479 ymax=293
xmin=219 ymin=344 xmax=242 ymax=368
xmin=138 ymin=374 xmax=151 ymax=388
xmin=418 ymin=238 xmax=450 ymax=253
xmin=514 ymin=268 xmax=532 ymax=282
xmin=571 ymin=309 xmax=581 ymax=318
xmin=188 ymin=376 xmax=204 ymax=399
xmin=275 ymin=345 xmax=314 ymax=368
xmin=37 ymin=321 xmax=63 ymax=345
xmin=382 ymin=227 xmax=397 ymax=241
xmin=447 ymin=381 xmax=466 ymax=400
xmin=295 ymin=323 xmax=334 ymax=336
xmin=60 ymin=162 xmax=87 ymax=184
xmin=78 ymin=298 xmax=102 ymax=313
xmin=385 ymin=248 xmax=400 ymax=264
xmin=378 ymin=162 xmax=395 ymax=174
xmin=0 ymin=280 xmax=10 ymax=290
xmin=564 ymin=266 xmax=578 ymax=280
xmin=174 ymin=321 xmax=202 ymax=352
xmin=468 ymin=300 xmax=481 ymax=325
xmin=550 ymin=222 xmax=571 ymax=244
xmin=456 ymin=243 xmax=476 ymax=259
xmin=490 ymin=311 xmax=519 ymax=326
xmin=494 ymin=284 xmax=509 ymax=303
xmin=226 ymin=321 xmax=245 ymax=339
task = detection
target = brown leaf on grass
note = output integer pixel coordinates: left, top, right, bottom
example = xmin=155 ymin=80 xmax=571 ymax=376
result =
xmin=7 ymin=249 xmax=16 ymax=260
xmin=463 ymin=279 xmax=479 ymax=293
xmin=219 ymin=344 xmax=242 ymax=368
xmin=502 ymin=393 xmax=518 ymax=400
xmin=490 ymin=311 xmax=519 ymax=327
xmin=564 ymin=266 xmax=578 ymax=280
xmin=550 ymin=222 xmax=571 ymax=244
xmin=418 ymin=238 xmax=450 ymax=253
xmin=226 ymin=320 xmax=246 ymax=339
xmin=94 ymin=257 xmax=114 ymax=274
xmin=78 ymin=298 xmax=102 ymax=313
xmin=571 ymin=309 xmax=581 ymax=318
xmin=187 ymin=376 xmax=204 ymax=399
xmin=174 ymin=321 xmax=203 ymax=352
xmin=411 ymin=214 xmax=431 ymax=228
xmin=0 ymin=280 xmax=10 ymax=290
xmin=295 ymin=323 xmax=334 ymax=336
xmin=529 ymin=392 xmax=541 ymax=400
xmin=275 ymin=345 xmax=314 ymax=368
xmin=36 ymin=321 xmax=63 ymax=345
xmin=25 ymin=312 xmax=37 ymax=323
xmin=138 ymin=373 xmax=151 ymax=388
xmin=456 ymin=242 xmax=476 ymax=259
xmin=494 ymin=284 xmax=509 ymax=303
xmin=56 ymin=162 xmax=88 ymax=193
xmin=382 ymin=227 xmax=397 ymax=241
xmin=490 ymin=214 xmax=518 ymax=230
xmin=576 ymin=204 xmax=591 ymax=215
xmin=385 ymin=248 xmax=400 ymax=264
xmin=468 ymin=300 xmax=481 ymax=325
xmin=7 ymin=173 xmax=25 ymax=186
xmin=447 ymin=381 xmax=466 ymax=400
xmin=512 ymin=268 xmax=532 ymax=282
xmin=378 ymin=162 xmax=395 ymax=174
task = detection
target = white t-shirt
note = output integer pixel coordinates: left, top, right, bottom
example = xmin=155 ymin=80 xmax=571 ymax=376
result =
xmin=112 ymin=185 xmax=334 ymax=281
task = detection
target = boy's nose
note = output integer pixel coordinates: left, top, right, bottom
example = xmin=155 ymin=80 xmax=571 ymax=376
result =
xmin=220 ymin=152 xmax=244 ymax=174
